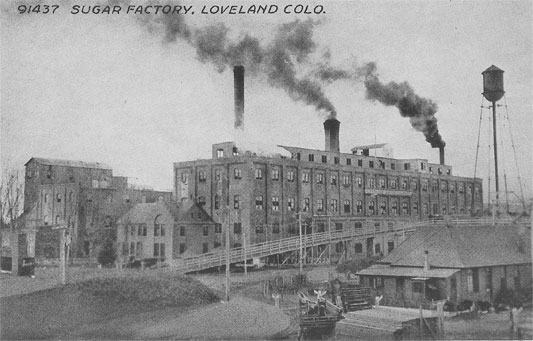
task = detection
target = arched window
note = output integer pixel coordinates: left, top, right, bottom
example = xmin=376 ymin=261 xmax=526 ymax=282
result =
xmin=55 ymin=215 xmax=60 ymax=224
xmin=43 ymin=215 xmax=49 ymax=225
xmin=56 ymin=193 xmax=62 ymax=202
xmin=154 ymin=214 xmax=165 ymax=236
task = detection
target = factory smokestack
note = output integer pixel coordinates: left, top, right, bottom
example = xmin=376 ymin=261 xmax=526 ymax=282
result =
xmin=439 ymin=146 xmax=445 ymax=165
xmin=324 ymin=118 xmax=340 ymax=152
xmin=234 ymin=65 xmax=244 ymax=129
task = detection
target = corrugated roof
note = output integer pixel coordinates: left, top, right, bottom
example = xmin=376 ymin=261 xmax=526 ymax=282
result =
xmin=358 ymin=264 xmax=459 ymax=278
xmin=381 ymin=224 xmax=531 ymax=268
xmin=25 ymin=157 xmax=112 ymax=170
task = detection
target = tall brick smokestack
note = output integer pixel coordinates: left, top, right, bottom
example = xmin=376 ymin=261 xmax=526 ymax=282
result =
xmin=234 ymin=65 xmax=244 ymax=129
xmin=324 ymin=118 xmax=340 ymax=152
xmin=439 ymin=146 xmax=445 ymax=165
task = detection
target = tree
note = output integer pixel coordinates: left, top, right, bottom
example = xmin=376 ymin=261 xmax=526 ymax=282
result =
xmin=0 ymin=168 xmax=24 ymax=232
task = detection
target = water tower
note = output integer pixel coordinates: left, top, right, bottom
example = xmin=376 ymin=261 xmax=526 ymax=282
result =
xmin=481 ymin=65 xmax=504 ymax=213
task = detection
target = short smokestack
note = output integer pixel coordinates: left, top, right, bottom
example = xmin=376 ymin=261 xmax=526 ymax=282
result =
xmin=424 ymin=250 xmax=430 ymax=271
xmin=324 ymin=118 xmax=340 ymax=152
xmin=439 ymin=146 xmax=445 ymax=165
xmin=234 ymin=66 xmax=244 ymax=129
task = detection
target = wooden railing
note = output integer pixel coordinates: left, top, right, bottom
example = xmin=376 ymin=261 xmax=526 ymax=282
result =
xmin=168 ymin=217 xmax=530 ymax=273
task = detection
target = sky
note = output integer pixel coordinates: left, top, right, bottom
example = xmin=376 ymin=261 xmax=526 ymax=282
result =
xmin=1 ymin=0 xmax=531 ymax=205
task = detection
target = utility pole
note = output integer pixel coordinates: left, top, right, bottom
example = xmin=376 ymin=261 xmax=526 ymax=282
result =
xmin=328 ymin=216 xmax=332 ymax=264
xmin=52 ymin=224 xmax=69 ymax=284
xmin=298 ymin=212 xmax=303 ymax=274
xmin=243 ymin=231 xmax=247 ymax=278
xmin=225 ymin=208 xmax=230 ymax=301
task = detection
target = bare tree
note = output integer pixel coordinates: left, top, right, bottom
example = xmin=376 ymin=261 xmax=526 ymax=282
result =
xmin=0 ymin=168 xmax=24 ymax=232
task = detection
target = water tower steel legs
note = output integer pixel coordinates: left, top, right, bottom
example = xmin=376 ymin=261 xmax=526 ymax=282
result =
xmin=492 ymin=101 xmax=499 ymax=212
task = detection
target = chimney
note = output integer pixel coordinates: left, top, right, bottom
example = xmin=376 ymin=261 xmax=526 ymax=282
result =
xmin=424 ymin=250 xmax=430 ymax=271
xmin=234 ymin=65 xmax=244 ymax=129
xmin=439 ymin=146 xmax=445 ymax=165
xmin=323 ymin=118 xmax=340 ymax=152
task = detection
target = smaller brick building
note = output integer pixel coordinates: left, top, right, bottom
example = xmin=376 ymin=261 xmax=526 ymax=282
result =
xmin=357 ymin=223 xmax=532 ymax=308
xmin=116 ymin=201 xmax=217 ymax=265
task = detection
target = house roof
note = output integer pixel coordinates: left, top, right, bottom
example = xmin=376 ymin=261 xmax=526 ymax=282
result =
xmin=25 ymin=157 xmax=112 ymax=170
xmin=380 ymin=224 xmax=531 ymax=269
xmin=358 ymin=264 xmax=460 ymax=278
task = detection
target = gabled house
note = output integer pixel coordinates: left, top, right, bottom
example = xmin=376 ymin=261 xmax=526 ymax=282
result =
xmin=357 ymin=224 xmax=531 ymax=307
xmin=116 ymin=201 xmax=218 ymax=265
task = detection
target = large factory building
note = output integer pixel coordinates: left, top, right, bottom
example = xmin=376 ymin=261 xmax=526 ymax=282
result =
xmin=173 ymin=119 xmax=483 ymax=252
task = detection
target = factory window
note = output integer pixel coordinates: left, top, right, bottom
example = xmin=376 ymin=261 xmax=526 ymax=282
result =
xmin=369 ymin=160 xmax=374 ymax=168
xmin=438 ymin=168 xmax=442 ymax=175
xmin=402 ymin=180 xmax=408 ymax=190
xmin=203 ymin=226 xmax=209 ymax=236
xmin=404 ymin=163 xmax=411 ymax=170
xmin=346 ymin=158 xmax=352 ymax=165
xmin=202 ymin=242 xmax=208 ymax=254
xmin=302 ymin=172 xmax=310 ymax=183
xmin=380 ymin=201 xmax=387 ymax=215
xmin=214 ymin=195 xmax=221 ymax=210
xmin=179 ymin=243 xmax=186 ymax=254
xmin=354 ymin=222 xmax=363 ymax=229
xmin=69 ymin=191 xmax=74 ymax=202
xmin=375 ymin=222 xmax=380 ymax=231
xmin=429 ymin=167 xmax=433 ymax=173
xmin=379 ymin=178 xmax=385 ymax=188
xmin=344 ymin=200 xmax=351 ymax=213
xmin=412 ymin=182 xmax=418 ymax=190
xmin=421 ymin=162 xmax=426 ymax=170
xmin=322 ymin=155 xmax=327 ymax=163
xmin=388 ymin=241 xmax=395 ymax=253
xmin=153 ymin=243 xmax=159 ymax=257
xmin=467 ymin=185 xmax=472 ymax=194
xmin=254 ymin=168 xmax=263 ymax=179
xmin=330 ymin=199 xmax=338 ymax=212
xmin=55 ymin=215 xmax=60 ymax=224
xmin=421 ymin=182 xmax=427 ymax=192
xmin=413 ymin=203 xmax=419 ymax=215
xmin=130 ymin=242 xmax=136 ymax=257
xmin=390 ymin=180 xmax=396 ymax=189
xmin=271 ymin=196 xmax=279 ymax=211
xmin=450 ymin=184 xmax=455 ymax=193
xmin=316 ymin=173 xmax=324 ymax=184
xmin=232 ymin=147 xmax=239 ymax=156
xmin=441 ymin=183 xmax=447 ymax=193
xmin=402 ymin=202 xmax=409 ymax=215
xmin=255 ymin=196 xmax=263 ymax=210
xmin=460 ymin=206 xmax=465 ymax=214
xmin=423 ymin=203 xmax=429 ymax=215
xmin=317 ymin=199 xmax=324 ymax=212
xmin=56 ymin=193 xmax=62 ymax=203
xmin=368 ymin=201 xmax=375 ymax=215
xmin=198 ymin=171 xmax=206 ymax=182
xmin=356 ymin=201 xmax=363 ymax=213
xmin=308 ymin=154 xmax=315 ymax=162
xmin=432 ymin=182 xmax=438 ymax=192
xmin=255 ymin=225 xmax=264 ymax=234
xmin=287 ymin=198 xmax=295 ymax=211
xmin=343 ymin=175 xmax=350 ymax=186
xmin=287 ymin=171 xmax=295 ymax=182
xmin=272 ymin=223 xmax=280 ymax=234
xmin=375 ymin=243 xmax=381 ymax=255
xmin=215 ymin=169 xmax=221 ymax=181
xmin=234 ymin=195 xmax=240 ymax=209
xmin=44 ymin=193 xmax=48 ymax=203
xmin=432 ymin=203 xmax=439 ymax=215
xmin=154 ymin=223 xmax=160 ymax=237
xmin=356 ymin=177 xmax=362 ymax=187
xmin=141 ymin=224 xmax=147 ymax=236
xmin=334 ymin=157 xmax=339 ymax=165
xmin=47 ymin=165 xmax=53 ymax=179
xmin=412 ymin=282 xmax=423 ymax=294
xmin=357 ymin=159 xmax=363 ymax=167
xmin=198 ymin=196 xmax=206 ymax=206
xmin=317 ymin=222 xmax=325 ymax=232
xmin=234 ymin=168 xmax=242 ymax=179
xmin=330 ymin=175 xmax=337 ymax=185
xmin=354 ymin=243 xmax=363 ymax=254
xmin=234 ymin=223 xmax=242 ymax=234
xmin=392 ymin=202 xmax=398 ymax=215
xmin=391 ymin=163 xmax=396 ymax=170
xmin=442 ymin=205 xmax=447 ymax=214
xmin=215 ymin=223 xmax=222 ymax=233
xmin=474 ymin=186 xmax=480 ymax=197
xmin=368 ymin=178 xmax=375 ymax=188
xmin=271 ymin=169 xmax=280 ymax=181
xmin=217 ymin=149 xmax=224 ymax=158
xmin=451 ymin=205 xmax=456 ymax=213
xmin=446 ymin=169 xmax=451 ymax=175
xmin=181 ymin=172 xmax=189 ymax=183
xmin=296 ymin=152 xmax=301 ymax=160
xmin=303 ymin=198 xmax=310 ymax=211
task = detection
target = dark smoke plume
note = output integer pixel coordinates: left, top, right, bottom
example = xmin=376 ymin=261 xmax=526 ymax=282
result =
xmin=362 ymin=62 xmax=445 ymax=148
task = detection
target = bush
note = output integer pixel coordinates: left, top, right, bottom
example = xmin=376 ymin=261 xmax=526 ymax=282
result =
xmin=336 ymin=255 xmax=383 ymax=274
xmin=97 ymin=240 xmax=116 ymax=266
xmin=494 ymin=287 xmax=529 ymax=308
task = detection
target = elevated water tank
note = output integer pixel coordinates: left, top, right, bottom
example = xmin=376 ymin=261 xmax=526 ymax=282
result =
xmin=482 ymin=65 xmax=504 ymax=102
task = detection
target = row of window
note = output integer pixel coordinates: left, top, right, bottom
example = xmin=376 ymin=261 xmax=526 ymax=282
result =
xmin=42 ymin=192 xmax=75 ymax=204
xmin=184 ymin=170 xmax=479 ymax=196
